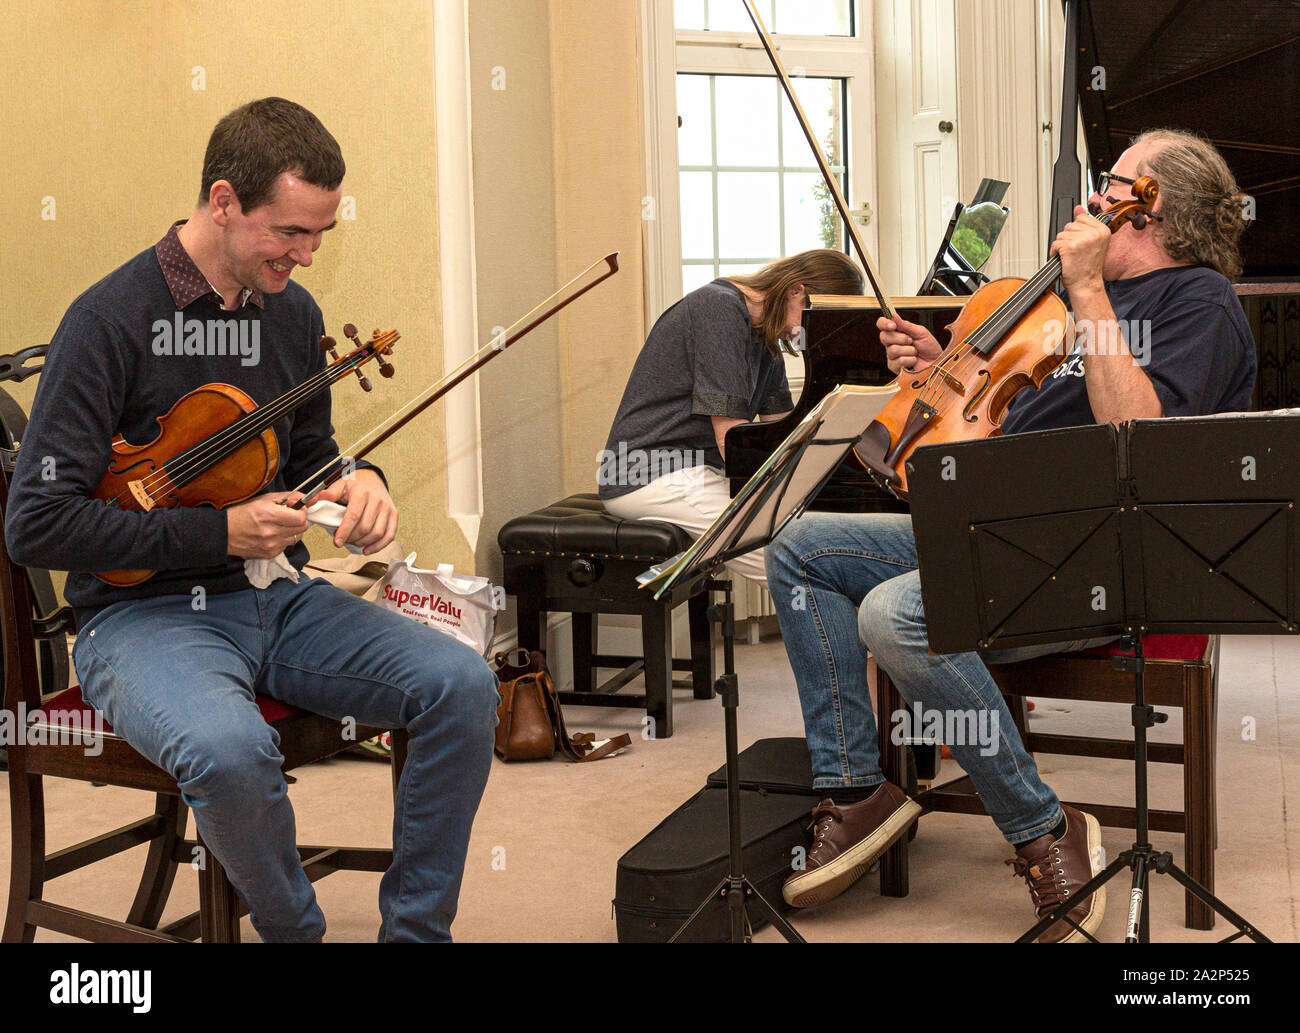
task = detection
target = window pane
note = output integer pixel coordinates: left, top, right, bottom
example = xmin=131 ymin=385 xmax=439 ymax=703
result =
xmin=782 ymin=77 xmax=842 ymax=172
xmin=784 ymin=171 xmax=841 ymax=253
xmin=677 ymin=74 xmax=712 ymax=166
xmin=674 ymin=0 xmax=707 ymax=31
xmin=717 ymin=263 xmax=767 ymax=277
xmin=772 ymin=0 xmax=853 ymax=36
xmin=717 ymin=171 xmax=780 ymax=257
xmin=715 ymin=76 xmax=778 ymax=167
xmin=677 ymin=71 xmax=849 ymax=291
xmin=704 ymin=0 xmax=772 ymax=32
xmin=676 ymin=0 xmax=852 ymax=36
xmin=680 ymin=171 xmax=715 ymax=259
xmin=682 ymin=264 xmax=718 ymax=293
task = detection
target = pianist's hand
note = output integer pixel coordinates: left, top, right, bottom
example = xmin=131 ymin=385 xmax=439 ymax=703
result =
xmin=878 ymin=315 xmax=942 ymax=376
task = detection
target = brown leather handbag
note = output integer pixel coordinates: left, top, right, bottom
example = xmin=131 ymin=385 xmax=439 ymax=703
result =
xmin=492 ymin=650 xmax=631 ymax=762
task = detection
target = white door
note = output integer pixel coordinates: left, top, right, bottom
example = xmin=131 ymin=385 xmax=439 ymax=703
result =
xmin=875 ymin=0 xmax=959 ymax=292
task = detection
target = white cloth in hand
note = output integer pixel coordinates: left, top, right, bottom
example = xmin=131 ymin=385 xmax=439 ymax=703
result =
xmin=244 ymin=500 xmax=364 ymax=590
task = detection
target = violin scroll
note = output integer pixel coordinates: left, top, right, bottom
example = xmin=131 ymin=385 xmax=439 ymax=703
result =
xmin=320 ymin=324 xmax=401 ymax=391
xmin=342 ymin=324 xmax=398 ymax=381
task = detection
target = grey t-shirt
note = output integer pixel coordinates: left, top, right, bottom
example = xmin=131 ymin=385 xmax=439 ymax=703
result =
xmin=598 ymin=279 xmax=793 ymax=500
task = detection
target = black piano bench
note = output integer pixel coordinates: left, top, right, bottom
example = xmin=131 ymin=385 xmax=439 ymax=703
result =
xmin=498 ymin=494 xmax=718 ymax=739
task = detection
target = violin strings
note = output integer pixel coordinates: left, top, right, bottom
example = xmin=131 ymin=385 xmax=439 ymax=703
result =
xmin=909 ymin=253 xmax=1067 ymax=416
xmin=104 ymin=349 xmax=372 ymax=507
xmin=164 ymin=352 xmax=364 ymax=483
xmin=132 ymin=365 xmax=342 ymax=498
xmin=906 ymin=206 xmax=1131 ymax=420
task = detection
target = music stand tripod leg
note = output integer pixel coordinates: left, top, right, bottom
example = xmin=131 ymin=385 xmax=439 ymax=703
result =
xmin=669 ymin=580 xmax=806 ymax=944
xmin=1015 ymin=637 xmax=1268 ymax=943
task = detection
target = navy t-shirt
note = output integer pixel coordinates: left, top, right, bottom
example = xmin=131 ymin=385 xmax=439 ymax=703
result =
xmin=1001 ymin=265 xmax=1255 ymax=434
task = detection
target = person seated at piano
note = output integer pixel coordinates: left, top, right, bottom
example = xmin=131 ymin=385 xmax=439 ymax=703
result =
xmin=598 ymin=249 xmax=864 ymax=585
xmin=766 ymin=129 xmax=1255 ymax=940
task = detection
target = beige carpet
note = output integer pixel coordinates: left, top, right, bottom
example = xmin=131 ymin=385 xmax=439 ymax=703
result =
xmin=2 ymin=634 xmax=1296 ymax=942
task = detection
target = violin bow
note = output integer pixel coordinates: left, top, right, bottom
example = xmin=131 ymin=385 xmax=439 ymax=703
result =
xmin=288 ymin=251 xmax=620 ymax=509
xmin=741 ymin=0 xmax=896 ymax=319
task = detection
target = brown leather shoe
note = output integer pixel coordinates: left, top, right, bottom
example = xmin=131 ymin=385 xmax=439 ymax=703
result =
xmin=782 ymin=782 xmax=921 ymax=909
xmin=1008 ymin=804 xmax=1106 ymax=942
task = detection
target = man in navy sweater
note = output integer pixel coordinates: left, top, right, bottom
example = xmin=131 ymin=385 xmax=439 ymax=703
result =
xmin=5 ymin=98 xmax=498 ymax=942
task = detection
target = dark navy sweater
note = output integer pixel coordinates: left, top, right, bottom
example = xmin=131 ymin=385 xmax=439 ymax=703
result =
xmin=5 ymin=242 xmax=382 ymax=628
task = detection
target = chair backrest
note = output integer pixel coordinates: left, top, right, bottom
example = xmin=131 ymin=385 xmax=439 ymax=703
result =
xmin=0 ymin=348 xmax=73 ymax=718
xmin=0 ymin=456 xmax=50 ymax=716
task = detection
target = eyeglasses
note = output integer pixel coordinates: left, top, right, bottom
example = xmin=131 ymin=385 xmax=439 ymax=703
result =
xmin=1096 ymin=171 xmax=1138 ymax=196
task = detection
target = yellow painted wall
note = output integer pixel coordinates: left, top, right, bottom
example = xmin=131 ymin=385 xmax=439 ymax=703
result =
xmin=469 ymin=0 xmax=647 ymax=584
xmin=547 ymin=0 xmax=647 ymax=494
xmin=0 ymin=0 xmax=465 ymax=583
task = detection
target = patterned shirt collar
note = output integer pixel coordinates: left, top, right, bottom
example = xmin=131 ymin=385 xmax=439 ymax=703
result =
xmin=154 ymin=220 xmax=265 ymax=311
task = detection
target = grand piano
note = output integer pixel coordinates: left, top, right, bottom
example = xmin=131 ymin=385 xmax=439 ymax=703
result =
xmin=723 ymin=297 xmax=962 ymax=512
xmin=726 ymin=0 xmax=1299 ymax=511
xmin=1049 ymin=0 xmax=1299 ymax=411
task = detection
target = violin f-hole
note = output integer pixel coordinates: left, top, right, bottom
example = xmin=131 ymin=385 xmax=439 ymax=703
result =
xmin=962 ymin=370 xmax=991 ymax=422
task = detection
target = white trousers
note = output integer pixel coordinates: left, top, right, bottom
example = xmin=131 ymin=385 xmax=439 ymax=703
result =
xmin=601 ymin=465 xmax=768 ymax=587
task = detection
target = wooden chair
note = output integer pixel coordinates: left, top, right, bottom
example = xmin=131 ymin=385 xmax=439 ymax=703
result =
xmin=877 ymin=635 xmax=1219 ymax=930
xmin=0 ymin=356 xmax=408 ymax=943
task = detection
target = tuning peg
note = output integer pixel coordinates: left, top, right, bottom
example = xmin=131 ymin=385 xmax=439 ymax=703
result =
xmin=330 ymin=325 xmax=374 ymax=392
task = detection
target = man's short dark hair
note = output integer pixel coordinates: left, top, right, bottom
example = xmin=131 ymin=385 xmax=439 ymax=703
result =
xmin=199 ymin=97 xmax=345 ymax=212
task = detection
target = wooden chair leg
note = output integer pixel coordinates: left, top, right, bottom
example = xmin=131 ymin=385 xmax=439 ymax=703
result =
xmin=875 ymin=665 xmax=909 ymax=898
xmin=197 ymin=838 xmax=241 ymax=943
xmin=3 ymin=768 xmax=43 ymax=943
xmin=571 ymin=612 xmax=597 ymax=693
xmin=1209 ymin=645 xmax=1220 ymax=850
xmin=390 ymin=727 xmax=409 ymax=799
xmin=1183 ymin=665 xmax=1215 ymax=931
xmin=641 ymin=607 xmax=673 ymax=739
xmin=687 ymin=590 xmax=716 ymax=700
xmin=125 ymin=794 xmax=186 ymax=929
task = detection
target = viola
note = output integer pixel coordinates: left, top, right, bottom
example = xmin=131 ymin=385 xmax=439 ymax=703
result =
xmin=853 ymin=177 xmax=1161 ymax=499
xmin=92 ymin=327 xmax=399 ymax=586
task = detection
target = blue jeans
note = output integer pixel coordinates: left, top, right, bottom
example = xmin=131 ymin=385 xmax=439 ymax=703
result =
xmin=72 ymin=576 xmax=498 ymax=941
xmin=765 ymin=513 xmax=1113 ymax=845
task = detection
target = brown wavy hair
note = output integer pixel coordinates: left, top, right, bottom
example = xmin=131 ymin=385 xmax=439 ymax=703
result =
xmin=724 ymin=249 xmax=865 ymax=354
xmin=1131 ymin=129 xmax=1248 ymax=280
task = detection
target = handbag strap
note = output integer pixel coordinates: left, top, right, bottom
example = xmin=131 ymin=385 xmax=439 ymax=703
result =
xmin=537 ymin=669 xmax=631 ymax=762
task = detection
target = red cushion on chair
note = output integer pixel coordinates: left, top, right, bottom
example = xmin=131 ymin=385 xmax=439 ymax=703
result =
xmin=33 ymin=684 xmax=299 ymax=733
xmin=1077 ymin=634 xmax=1209 ymax=662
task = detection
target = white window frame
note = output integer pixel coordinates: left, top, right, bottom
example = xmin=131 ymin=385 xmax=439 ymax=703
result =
xmin=639 ymin=0 xmax=879 ymax=324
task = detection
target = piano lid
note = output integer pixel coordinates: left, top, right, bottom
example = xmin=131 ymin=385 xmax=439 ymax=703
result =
xmin=1068 ymin=0 xmax=1299 ymax=278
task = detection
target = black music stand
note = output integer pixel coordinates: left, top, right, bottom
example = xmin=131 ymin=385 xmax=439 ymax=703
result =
xmin=642 ymin=389 xmax=885 ymax=942
xmin=907 ymin=416 xmax=1295 ymax=942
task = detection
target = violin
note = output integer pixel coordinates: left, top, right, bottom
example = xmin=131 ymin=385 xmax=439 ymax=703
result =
xmin=853 ymin=177 xmax=1161 ymax=499
xmin=92 ymin=327 xmax=399 ymax=586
